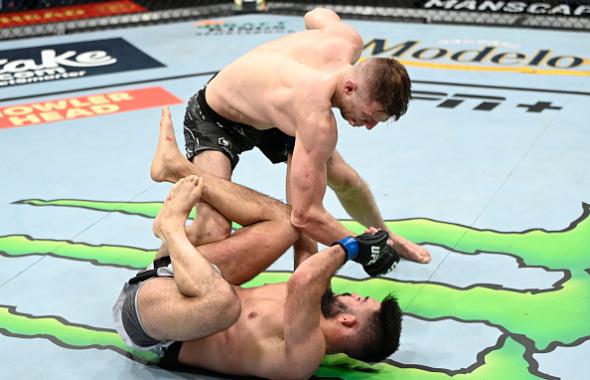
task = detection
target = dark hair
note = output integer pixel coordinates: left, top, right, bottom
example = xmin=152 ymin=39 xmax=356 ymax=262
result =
xmin=364 ymin=58 xmax=412 ymax=121
xmin=349 ymin=294 xmax=402 ymax=362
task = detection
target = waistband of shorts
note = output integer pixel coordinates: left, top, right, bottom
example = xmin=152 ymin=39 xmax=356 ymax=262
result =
xmin=195 ymin=87 xmax=253 ymax=132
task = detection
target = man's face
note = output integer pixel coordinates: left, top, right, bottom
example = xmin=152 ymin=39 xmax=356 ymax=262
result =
xmin=340 ymin=91 xmax=390 ymax=130
xmin=336 ymin=292 xmax=381 ymax=317
xmin=321 ymin=290 xmax=380 ymax=321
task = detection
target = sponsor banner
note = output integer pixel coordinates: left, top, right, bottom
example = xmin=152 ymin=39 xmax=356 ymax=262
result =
xmin=0 ymin=87 xmax=182 ymax=129
xmin=0 ymin=1 xmax=146 ymax=28
xmin=0 ymin=38 xmax=164 ymax=88
xmin=362 ymin=39 xmax=590 ymax=75
xmin=422 ymin=0 xmax=590 ymax=17
xmin=195 ymin=19 xmax=295 ymax=35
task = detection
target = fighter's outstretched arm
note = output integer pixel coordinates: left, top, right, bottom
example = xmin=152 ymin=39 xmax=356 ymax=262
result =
xmin=327 ymin=150 xmax=431 ymax=264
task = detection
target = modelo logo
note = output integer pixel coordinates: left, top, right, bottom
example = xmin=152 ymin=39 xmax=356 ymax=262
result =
xmin=0 ymin=38 xmax=164 ymax=87
xmin=364 ymin=39 xmax=587 ymax=69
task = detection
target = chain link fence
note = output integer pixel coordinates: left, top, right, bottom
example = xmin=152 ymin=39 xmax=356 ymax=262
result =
xmin=1 ymin=1 xmax=589 ymax=40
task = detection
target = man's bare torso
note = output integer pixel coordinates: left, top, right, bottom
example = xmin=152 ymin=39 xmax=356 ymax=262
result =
xmin=206 ymin=25 xmax=362 ymax=135
xmin=177 ymin=282 xmax=299 ymax=377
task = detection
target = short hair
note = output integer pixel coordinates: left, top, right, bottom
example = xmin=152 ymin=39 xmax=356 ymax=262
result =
xmin=348 ymin=294 xmax=402 ymax=362
xmin=362 ymin=58 xmax=412 ymax=121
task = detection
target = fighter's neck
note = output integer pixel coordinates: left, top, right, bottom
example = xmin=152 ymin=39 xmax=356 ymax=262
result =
xmin=319 ymin=316 xmax=346 ymax=354
xmin=331 ymin=67 xmax=351 ymax=109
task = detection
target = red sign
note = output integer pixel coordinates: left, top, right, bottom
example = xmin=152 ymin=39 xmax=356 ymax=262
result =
xmin=0 ymin=87 xmax=182 ymax=129
xmin=0 ymin=1 xmax=146 ymax=28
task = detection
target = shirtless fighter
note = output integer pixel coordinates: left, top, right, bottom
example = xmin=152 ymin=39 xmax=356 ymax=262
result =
xmin=150 ymin=7 xmax=431 ymax=265
xmin=113 ymin=177 xmax=402 ymax=379
xmin=113 ymin=109 xmax=402 ymax=379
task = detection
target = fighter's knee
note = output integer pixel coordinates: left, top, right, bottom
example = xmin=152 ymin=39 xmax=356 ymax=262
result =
xmin=278 ymin=216 xmax=300 ymax=244
xmin=187 ymin=214 xmax=231 ymax=245
xmin=208 ymin=219 xmax=232 ymax=241
xmin=272 ymin=202 xmax=294 ymax=222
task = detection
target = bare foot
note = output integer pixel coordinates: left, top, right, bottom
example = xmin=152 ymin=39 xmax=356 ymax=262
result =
xmin=153 ymin=175 xmax=204 ymax=240
xmin=150 ymin=106 xmax=194 ymax=183
xmin=390 ymin=235 xmax=431 ymax=264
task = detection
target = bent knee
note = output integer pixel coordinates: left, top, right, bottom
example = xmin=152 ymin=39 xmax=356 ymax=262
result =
xmin=187 ymin=209 xmax=232 ymax=245
xmin=277 ymin=218 xmax=300 ymax=245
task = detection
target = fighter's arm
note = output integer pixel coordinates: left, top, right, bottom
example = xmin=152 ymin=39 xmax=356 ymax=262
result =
xmin=280 ymin=244 xmax=347 ymax=378
xmin=286 ymin=153 xmax=319 ymax=268
xmin=288 ymin=113 xmax=351 ymax=245
xmin=327 ymin=150 xmax=431 ymax=263
xmin=304 ymin=8 xmax=363 ymax=62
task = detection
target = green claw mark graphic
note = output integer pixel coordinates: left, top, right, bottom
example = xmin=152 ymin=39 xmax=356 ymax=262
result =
xmin=2 ymin=199 xmax=590 ymax=379
xmin=14 ymin=199 xmax=242 ymax=229
xmin=316 ymin=335 xmax=540 ymax=379
xmin=0 ymin=305 xmax=157 ymax=363
xmin=14 ymin=199 xmax=165 ymax=219
xmin=0 ymin=234 xmax=155 ymax=269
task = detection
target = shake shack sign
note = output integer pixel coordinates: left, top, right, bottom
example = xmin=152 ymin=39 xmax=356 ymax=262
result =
xmin=0 ymin=38 xmax=164 ymax=88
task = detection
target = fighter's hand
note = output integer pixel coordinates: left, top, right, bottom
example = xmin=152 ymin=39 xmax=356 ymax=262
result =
xmin=333 ymin=229 xmax=400 ymax=277
xmin=388 ymin=233 xmax=431 ymax=264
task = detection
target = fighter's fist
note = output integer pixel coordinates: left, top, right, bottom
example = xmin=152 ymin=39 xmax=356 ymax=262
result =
xmin=333 ymin=230 xmax=400 ymax=276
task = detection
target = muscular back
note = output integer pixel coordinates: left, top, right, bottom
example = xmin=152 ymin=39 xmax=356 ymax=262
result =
xmin=206 ymin=23 xmax=363 ymax=135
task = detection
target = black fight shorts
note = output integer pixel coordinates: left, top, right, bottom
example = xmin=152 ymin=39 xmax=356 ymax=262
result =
xmin=183 ymin=88 xmax=295 ymax=170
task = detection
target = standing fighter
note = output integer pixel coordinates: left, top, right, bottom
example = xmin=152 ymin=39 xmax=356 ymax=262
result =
xmin=151 ymin=8 xmax=431 ymax=265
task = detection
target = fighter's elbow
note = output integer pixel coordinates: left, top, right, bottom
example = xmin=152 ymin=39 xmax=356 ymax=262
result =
xmin=303 ymin=10 xmax=315 ymax=27
xmin=290 ymin=207 xmax=317 ymax=233
xmin=304 ymin=8 xmax=340 ymax=29
xmin=287 ymin=267 xmax=314 ymax=292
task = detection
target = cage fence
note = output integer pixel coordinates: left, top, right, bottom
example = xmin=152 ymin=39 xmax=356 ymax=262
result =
xmin=1 ymin=1 xmax=589 ymax=40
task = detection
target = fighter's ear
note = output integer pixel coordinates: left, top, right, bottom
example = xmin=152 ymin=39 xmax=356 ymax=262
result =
xmin=344 ymin=80 xmax=357 ymax=95
xmin=337 ymin=313 xmax=357 ymax=328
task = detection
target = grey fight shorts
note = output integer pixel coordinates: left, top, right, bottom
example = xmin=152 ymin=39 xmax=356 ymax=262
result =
xmin=112 ymin=259 xmax=176 ymax=358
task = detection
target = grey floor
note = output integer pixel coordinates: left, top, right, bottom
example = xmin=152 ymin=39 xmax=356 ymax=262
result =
xmin=1 ymin=13 xmax=589 ymax=380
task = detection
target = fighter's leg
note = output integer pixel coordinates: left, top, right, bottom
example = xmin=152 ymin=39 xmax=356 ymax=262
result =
xmin=193 ymin=176 xmax=299 ymax=284
xmin=186 ymin=150 xmax=232 ymax=244
xmin=151 ymin=106 xmax=232 ymax=258
xmin=150 ymin=107 xmax=299 ymax=281
xmin=150 ymin=107 xmax=196 ymax=183
xmin=137 ymin=176 xmax=240 ymax=341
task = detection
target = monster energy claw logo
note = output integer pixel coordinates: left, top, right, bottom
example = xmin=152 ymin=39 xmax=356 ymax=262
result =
xmin=1 ymin=197 xmax=589 ymax=379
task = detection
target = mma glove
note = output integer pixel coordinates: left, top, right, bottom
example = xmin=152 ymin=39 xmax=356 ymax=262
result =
xmin=333 ymin=230 xmax=400 ymax=277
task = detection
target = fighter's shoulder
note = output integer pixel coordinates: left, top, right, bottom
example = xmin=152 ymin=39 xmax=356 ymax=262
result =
xmin=297 ymin=76 xmax=336 ymax=122
xmin=321 ymin=21 xmax=363 ymax=47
